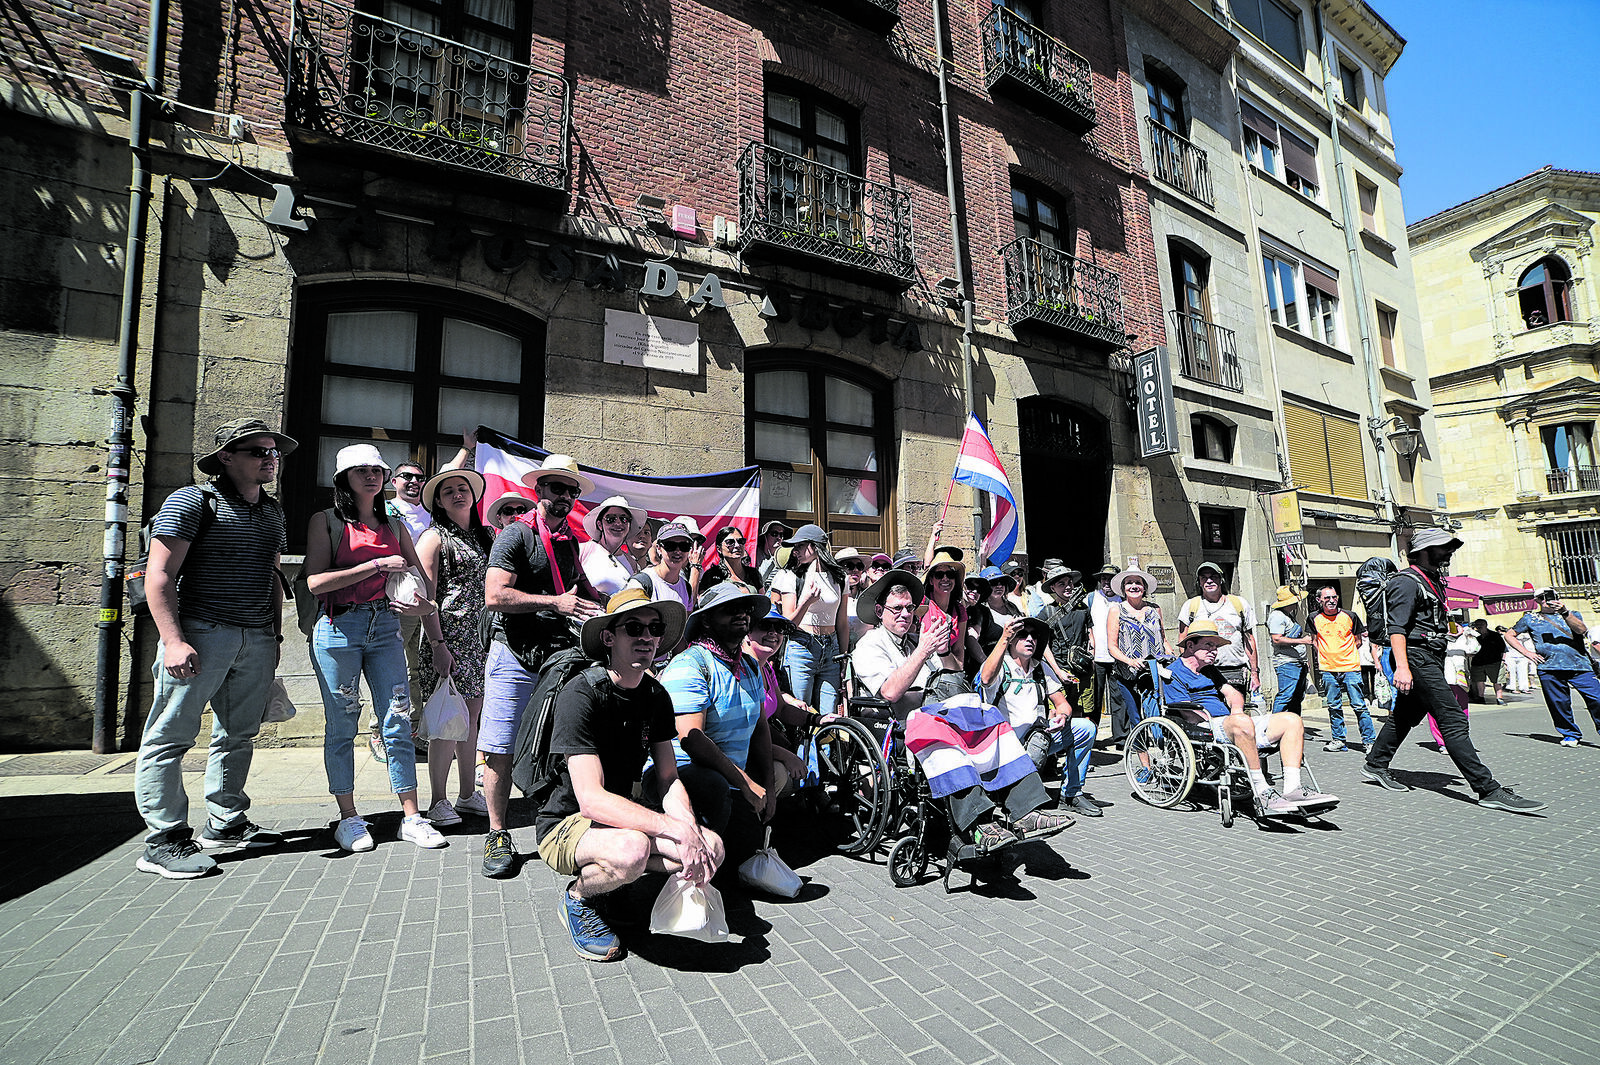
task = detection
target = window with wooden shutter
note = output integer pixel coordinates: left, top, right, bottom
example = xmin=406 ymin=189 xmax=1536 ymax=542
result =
xmin=1284 ymin=403 xmax=1331 ymax=496
xmin=1325 ymin=413 xmax=1367 ymax=499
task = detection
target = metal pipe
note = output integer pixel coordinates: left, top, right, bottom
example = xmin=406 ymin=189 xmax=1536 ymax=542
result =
xmin=930 ymin=0 xmax=986 ymax=560
xmin=94 ymin=0 xmax=168 ymax=753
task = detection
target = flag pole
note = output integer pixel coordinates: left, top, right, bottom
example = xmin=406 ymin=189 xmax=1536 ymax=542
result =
xmin=936 ymin=472 xmax=958 ymax=529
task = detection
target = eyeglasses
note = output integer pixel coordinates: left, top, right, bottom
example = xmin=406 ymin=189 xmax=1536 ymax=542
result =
xmin=601 ymin=513 xmax=632 ymax=526
xmin=228 ymin=447 xmax=281 ymax=460
xmin=542 ymin=481 xmax=581 ymax=497
xmin=393 ymin=471 xmax=424 ymax=482
xmin=499 ymin=506 xmax=529 ymax=517
xmin=661 ymin=540 xmax=693 ymax=553
xmin=1201 ymin=575 xmax=1221 ymax=584
xmin=612 ymin=619 xmax=667 ymax=638
xmin=882 ymin=603 xmax=917 ymax=615
xmin=929 ymin=569 xmax=957 ymax=580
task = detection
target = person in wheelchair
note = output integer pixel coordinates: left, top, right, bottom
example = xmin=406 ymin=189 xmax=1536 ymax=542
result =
xmin=1163 ymin=619 xmax=1338 ymax=816
xmin=978 ymin=616 xmax=1103 ymax=818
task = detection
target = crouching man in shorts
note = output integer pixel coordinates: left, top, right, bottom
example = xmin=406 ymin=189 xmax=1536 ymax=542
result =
xmin=536 ymin=588 xmax=724 ymax=962
xmin=1161 ymin=619 xmax=1338 ymax=817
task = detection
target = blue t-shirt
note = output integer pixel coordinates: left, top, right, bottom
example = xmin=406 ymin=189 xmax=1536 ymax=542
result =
xmin=1161 ymin=658 xmax=1231 ymax=718
xmin=659 ymin=644 xmax=766 ymax=773
xmin=1512 ymin=612 xmax=1592 ymax=672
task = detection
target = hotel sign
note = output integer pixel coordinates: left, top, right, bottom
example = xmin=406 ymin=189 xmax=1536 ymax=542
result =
xmin=1133 ymin=347 xmax=1178 ymax=458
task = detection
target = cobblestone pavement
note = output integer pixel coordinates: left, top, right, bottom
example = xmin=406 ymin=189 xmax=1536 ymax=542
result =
xmin=2 ymin=699 xmax=1596 ymax=1065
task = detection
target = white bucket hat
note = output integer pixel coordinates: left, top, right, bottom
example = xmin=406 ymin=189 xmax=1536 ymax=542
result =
xmin=334 ymin=443 xmax=390 ymax=480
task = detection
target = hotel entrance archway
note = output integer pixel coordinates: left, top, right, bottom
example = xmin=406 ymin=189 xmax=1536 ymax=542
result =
xmin=1018 ymin=398 xmax=1111 ymax=578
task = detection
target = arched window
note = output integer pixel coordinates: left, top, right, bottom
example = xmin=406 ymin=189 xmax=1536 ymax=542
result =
xmin=747 ymin=358 xmax=893 ymax=550
xmin=1519 ymin=257 xmax=1573 ymax=329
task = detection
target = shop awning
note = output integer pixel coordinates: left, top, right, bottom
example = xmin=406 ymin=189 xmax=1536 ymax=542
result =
xmin=1446 ymin=576 xmax=1536 ymax=616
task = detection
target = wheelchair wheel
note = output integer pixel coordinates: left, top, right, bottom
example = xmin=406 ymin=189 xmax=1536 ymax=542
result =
xmin=1219 ymin=781 xmax=1235 ymax=827
xmin=810 ymin=717 xmax=891 ymax=855
xmin=887 ymin=835 xmax=928 ymax=887
xmin=1124 ymin=716 xmax=1196 ymax=808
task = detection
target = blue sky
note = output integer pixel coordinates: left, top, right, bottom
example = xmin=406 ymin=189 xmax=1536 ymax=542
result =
xmin=1378 ymin=0 xmax=1600 ymax=225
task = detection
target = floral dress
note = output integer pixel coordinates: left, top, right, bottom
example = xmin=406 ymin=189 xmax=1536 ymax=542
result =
xmin=419 ymin=523 xmax=489 ymax=699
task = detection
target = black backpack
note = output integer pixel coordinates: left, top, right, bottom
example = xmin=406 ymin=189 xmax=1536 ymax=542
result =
xmin=1354 ymin=557 xmax=1398 ymax=642
xmin=126 ymin=485 xmax=220 ymax=617
xmin=509 ymin=648 xmax=605 ymax=805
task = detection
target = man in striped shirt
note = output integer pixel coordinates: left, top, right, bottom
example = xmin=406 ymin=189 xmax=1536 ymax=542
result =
xmin=133 ymin=418 xmax=295 ymax=879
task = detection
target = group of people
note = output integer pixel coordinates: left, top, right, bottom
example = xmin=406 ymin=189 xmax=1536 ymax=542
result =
xmin=132 ymin=417 xmax=1552 ymax=966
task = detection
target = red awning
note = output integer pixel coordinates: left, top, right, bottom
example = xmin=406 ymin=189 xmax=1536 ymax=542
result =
xmin=1446 ymin=576 xmax=1536 ymax=616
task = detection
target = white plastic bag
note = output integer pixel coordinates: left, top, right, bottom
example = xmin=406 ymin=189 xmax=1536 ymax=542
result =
xmin=737 ymin=827 xmax=802 ymax=898
xmin=385 ymin=566 xmax=428 ymax=609
xmin=422 ymin=678 xmax=470 ymax=742
xmin=263 ymin=678 xmax=297 ymax=724
xmin=648 ymin=874 xmax=729 ymax=942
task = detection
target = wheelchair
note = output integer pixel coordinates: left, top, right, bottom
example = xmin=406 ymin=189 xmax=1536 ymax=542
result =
xmin=1122 ymin=659 xmax=1334 ymax=827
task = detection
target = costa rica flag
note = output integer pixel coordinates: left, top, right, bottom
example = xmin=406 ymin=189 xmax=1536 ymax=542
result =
xmin=951 ymin=414 xmax=1018 ymax=566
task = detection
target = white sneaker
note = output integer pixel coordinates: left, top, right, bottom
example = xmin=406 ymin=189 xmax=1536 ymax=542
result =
xmin=426 ymin=798 xmax=462 ymax=827
xmin=475 ymin=763 xmax=485 ymax=788
xmin=334 ymin=815 xmax=375 ymax=853
xmin=401 ymin=814 xmax=447 ymax=849
xmin=454 ymin=791 xmax=489 ymax=817
xmin=1560 ymin=738 xmax=1580 ymax=748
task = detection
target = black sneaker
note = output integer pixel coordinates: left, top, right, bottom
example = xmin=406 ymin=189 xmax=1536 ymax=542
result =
xmin=1361 ymin=764 xmax=1412 ymax=792
xmin=1064 ymin=794 xmax=1103 ymax=818
xmin=136 ymin=838 xmax=217 ymax=880
xmin=198 ymin=820 xmax=285 ymax=850
xmin=1478 ymin=787 xmax=1546 ymax=815
xmin=482 ymin=829 xmax=517 ymax=879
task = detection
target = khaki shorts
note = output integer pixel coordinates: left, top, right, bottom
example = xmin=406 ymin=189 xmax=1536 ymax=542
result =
xmin=539 ymin=813 xmax=592 ymax=877
xmin=1209 ymin=712 xmax=1273 ymax=749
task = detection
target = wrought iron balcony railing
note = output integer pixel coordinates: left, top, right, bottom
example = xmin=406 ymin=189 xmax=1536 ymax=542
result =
xmin=981 ymin=6 xmax=1096 ymax=132
xmin=737 ymin=143 xmax=916 ymax=287
xmin=1546 ymin=466 xmax=1600 ymax=494
xmin=286 ymin=0 xmax=572 ymax=192
xmin=1147 ymin=119 xmax=1214 ymax=207
xmin=999 ymin=237 xmax=1126 ymax=348
xmin=1170 ymin=309 xmax=1242 ymax=391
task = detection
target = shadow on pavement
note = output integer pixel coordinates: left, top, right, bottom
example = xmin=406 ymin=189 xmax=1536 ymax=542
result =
xmin=0 ymin=792 xmax=144 ymax=904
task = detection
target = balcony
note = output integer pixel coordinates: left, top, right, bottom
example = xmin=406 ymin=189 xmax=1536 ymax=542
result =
xmin=810 ymin=0 xmax=900 ymax=32
xmin=737 ymin=143 xmax=916 ymax=289
xmin=999 ymin=238 xmax=1126 ymax=349
xmin=285 ymin=0 xmax=572 ymax=194
xmin=1170 ymin=310 xmax=1242 ymax=391
xmin=1147 ymin=119 xmax=1214 ymax=207
xmin=981 ymin=6 xmax=1096 ymax=133
xmin=1546 ymin=466 xmax=1600 ymax=494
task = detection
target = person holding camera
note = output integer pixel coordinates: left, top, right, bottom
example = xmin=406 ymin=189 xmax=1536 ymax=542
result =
xmin=1505 ymin=587 xmax=1600 ymax=748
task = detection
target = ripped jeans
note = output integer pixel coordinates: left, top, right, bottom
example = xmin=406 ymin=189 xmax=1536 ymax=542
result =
xmin=312 ymin=603 xmax=416 ymax=797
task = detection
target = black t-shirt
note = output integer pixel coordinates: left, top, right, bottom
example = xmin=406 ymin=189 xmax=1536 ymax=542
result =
xmin=486 ymin=519 xmax=585 ymax=661
xmin=1475 ymin=630 xmax=1506 ymax=664
xmin=1383 ymin=567 xmax=1448 ymax=651
xmin=535 ymin=670 xmax=678 ymax=840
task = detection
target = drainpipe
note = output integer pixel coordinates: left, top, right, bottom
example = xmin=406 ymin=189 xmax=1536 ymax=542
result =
xmin=930 ymin=0 xmax=986 ymax=560
xmin=94 ymin=0 xmax=168 ymax=753
xmin=1314 ymin=1 xmax=1399 ymax=556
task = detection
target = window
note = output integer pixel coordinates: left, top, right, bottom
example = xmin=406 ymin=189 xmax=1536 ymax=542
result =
xmin=1339 ymin=61 xmax=1364 ymax=110
xmin=1233 ymin=0 xmax=1303 ymax=64
xmin=1376 ymin=304 xmax=1400 ymax=368
xmin=766 ymin=81 xmax=857 ymax=175
xmin=1357 ymin=175 xmax=1382 ymax=234
xmin=1192 ymin=415 xmax=1233 ymax=463
xmin=1147 ymin=66 xmax=1184 ymax=132
xmin=748 ymin=359 xmax=893 ymax=549
xmin=1172 ymin=244 xmax=1210 ymax=319
xmin=1241 ymin=102 xmax=1319 ymax=202
xmin=1199 ymin=507 xmax=1239 ymax=551
xmin=1542 ymin=422 xmax=1598 ymax=492
xmin=283 ymin=283 xmax=546 ymax=547
xmin=1546 ymin=521 xmax=1600 ymax=590
xmin=1284 ymin=401 xmax=1367 ymax=499
xmin=1263 ymin=244 xmax=1341 ymax=348
xmin=763 ymin=81 xmax=862 ymax=242
xmin=1518 ymin=257 xmax=1574 ymax=329
xmin=1012 ymin=180 xmax=1068 ymax=249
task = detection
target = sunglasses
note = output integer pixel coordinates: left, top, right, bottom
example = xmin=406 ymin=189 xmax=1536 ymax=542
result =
xmin=601 ymin=513 xmax=632 ymax=525
xmin=499 ymin=505 xmax=529 ymax=517
xmin=752 ymin=621 xmax=791 ymax=636
xmin=543 ymin=482 xmax=581 ymax=497
xmin=721 ymin=537 xmax=746 ymax=547
xmin=843 ymin=562 xmax=866 ymax=572
xmin=393 ymin=471 xmax=424 ymax=481
xmin=612 ymin=619 xmax=667 ymax=638
xmin=661 ymin=540 xmax=693 ymax=552
xmin=929 ymin=569 xmax=957 ymax=580
xmin=869 ymin=561 xmax=889 ymax=569
xmin=228 ymin=446 xmax=281 ymax=459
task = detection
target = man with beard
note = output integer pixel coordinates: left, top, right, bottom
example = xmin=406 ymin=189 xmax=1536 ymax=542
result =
xmin=1363 ymin=528 xmax=1546 ymax=813
xmin=479 ymin=455 xmax=604 ymax=877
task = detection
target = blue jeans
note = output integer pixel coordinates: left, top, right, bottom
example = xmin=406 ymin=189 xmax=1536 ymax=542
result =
xmin=134 ymin=619 xmax=276 ymax=846
xmin=784 ymin=630 xmax=841 ymax=715
xmin=311 ymin=604 xmax=416 ymax=797
xmin=1536 ymin=669 xmax=1600 ymax=742
xmin=1023 ymin=718 xmax=1097 ymax=799
xmin=1273 ymin=662 xmax=1307 ymax=715
xmin=1320 ymin=669 xmax=1376 ymax=744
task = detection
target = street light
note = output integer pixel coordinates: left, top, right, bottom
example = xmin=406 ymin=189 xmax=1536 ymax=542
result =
xmin=1372 ymin=415 xmax=1422 ymax=457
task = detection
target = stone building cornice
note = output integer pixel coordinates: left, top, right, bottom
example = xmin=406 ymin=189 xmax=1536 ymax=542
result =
xmin=1408 ymin=167 xmax=1600 ymax=249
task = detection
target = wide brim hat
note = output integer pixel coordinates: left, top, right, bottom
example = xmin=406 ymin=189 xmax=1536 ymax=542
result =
xmin=485 ymin=491 xmax=533 ymax=523
xmin=978 ymin=565 xmax=1016 ymax=590
xmin=1270 ymin=585 xmax=1307 ymax=611
xmin=1407 ymin=526 xmax=1463 ymax=555
xmin=1093 ymin=563 xmax=1120 ymax=580
xmin=583 ymin=495 xmax=647 ymax=541
xmin=1009 ymin=616 xmax=1053 ymax=645
xmin=1113 ymin=567 xmax=1158 ymax=597
xmin=925 ymin=547 xmax=967 ymax=590
xmin=333 ymin=443 xmax=390 ymax=480
xmin=856 ymin=569 xmax=926 ymax=627
xmin=1179 ymin=617 xmax=1226 ymax=646
xmin=684 ymin=582 xmax=773 ymax=640
xmin=760 ymin=519 xmax=793 ymax=539
xmin=752 ymin=602 xmax=796 ymax=636
xmin=421 ymin=469 xmax=485 ymax=512
xmin=835 ymin=547 xmax=862 ymax=563
xmin=521 ymin=453 xmax=596 ymax=496
xmin=1041 ymin=563 xmax=1079 ymax=589
xmin=197 ymin=418 xmax=299 ymax=474
xmin=580 ymin=587 xmax=686 ymax=661
xmin=671 ymin=515 xmax=706 ymax=544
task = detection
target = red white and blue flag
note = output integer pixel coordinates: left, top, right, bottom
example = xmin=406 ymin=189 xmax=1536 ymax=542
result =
xmin=951 ymin=414 xmax=1019 ymax=565
xmin=472 ymin=427 xmax=762 ymax=563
